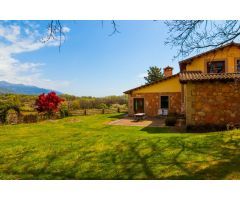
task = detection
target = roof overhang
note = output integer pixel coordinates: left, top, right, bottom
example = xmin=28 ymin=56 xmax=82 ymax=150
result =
xmin=124 ymin=73 xmax=179 ymax=94
xmin=179 ymin=42 xmax=240 ymax=70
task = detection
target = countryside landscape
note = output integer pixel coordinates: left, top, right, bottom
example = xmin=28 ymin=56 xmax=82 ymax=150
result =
xmin=1 ymin=20 xmax=240 ymax=180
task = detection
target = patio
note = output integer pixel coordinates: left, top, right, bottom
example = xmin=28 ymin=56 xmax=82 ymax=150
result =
xmin=108 ymin=116 xmax=166 ymax=127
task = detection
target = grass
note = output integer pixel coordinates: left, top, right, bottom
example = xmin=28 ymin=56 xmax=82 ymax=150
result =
xmin=0 ymin=113 xmax=240 ymax=180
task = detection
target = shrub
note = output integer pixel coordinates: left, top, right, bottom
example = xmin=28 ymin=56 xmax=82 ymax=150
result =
xmin=35 ymin=92 xmax=64 ymax=118
xmin=0 ymin=103 xmax=20 ymax=124
xmin=165 ymin=116 xmax=177 ymax=126
xmin=186 ymin=124 xmax=227 ymax=133
xmin=60 ymin=103 xmax=69 ymax=118
xmin=22 ymin=114 xmax=38 ymax=123
xmin=110 ymin=103 xmax=127 ymax=110
xmin=168 ymin=112 xmax=177 ymax=117
xmin=70 ymin=99 xmax=80 ymax=110
xmin=6 ymin=109 xmax=19 ymax=124
xmin=97 ymin=103 xmax=108 ymax=109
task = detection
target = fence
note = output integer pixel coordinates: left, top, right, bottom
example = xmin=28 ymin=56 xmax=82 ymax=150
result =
xmin=0 ymin=108 xmax=128 ymax=125
xmin=19 ymin=108 xmax=127 ymax=118
xmin=70 ymin=108 xmax=128 ymax=116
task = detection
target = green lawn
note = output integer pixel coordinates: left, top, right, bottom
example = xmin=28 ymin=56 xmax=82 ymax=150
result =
xmin=0 ymin=113 xmax=240 ymax=180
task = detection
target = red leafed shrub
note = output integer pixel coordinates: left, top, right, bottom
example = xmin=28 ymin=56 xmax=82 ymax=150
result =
xmin=35 ymin=92 xmax=64 ymax=118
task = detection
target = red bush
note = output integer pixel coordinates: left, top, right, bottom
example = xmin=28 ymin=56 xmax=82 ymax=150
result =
xmin=35 ymin=92 xmax=64 ymax=117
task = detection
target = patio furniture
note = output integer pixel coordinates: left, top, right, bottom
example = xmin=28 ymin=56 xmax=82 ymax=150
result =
xmin=134 ymin=113 xmax=146 ymax=121
xmin=158 ymin=108 xmax=168 ymax=116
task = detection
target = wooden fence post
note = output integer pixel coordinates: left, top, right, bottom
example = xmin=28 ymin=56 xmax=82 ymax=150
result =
xmin=117 ymin=108 xmax=120 ymax=113
xmin=84 ymin=109 xmax=87 ymax=115
xmin=102 ymin=109 xmax=105 ymax=114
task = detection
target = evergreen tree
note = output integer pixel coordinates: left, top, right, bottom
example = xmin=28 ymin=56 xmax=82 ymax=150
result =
xmin=144 ymin=66 xmax=164 ymax=84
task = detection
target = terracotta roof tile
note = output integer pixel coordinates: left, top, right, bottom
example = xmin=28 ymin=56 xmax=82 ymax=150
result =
xmin=180 ymin=71 xmax=240 ymax=83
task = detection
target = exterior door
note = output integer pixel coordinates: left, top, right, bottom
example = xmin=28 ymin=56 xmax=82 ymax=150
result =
xmin=160 ymin=96 xmax=169 ymax=115
xmin=161 ymin=96 xmax=169 ymax=109
xmin=134 ymin=98 xmax=144 ymax=113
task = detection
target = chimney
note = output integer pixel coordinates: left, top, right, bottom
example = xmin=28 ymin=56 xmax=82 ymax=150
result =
xmin=164 ymin=66 xmax=173 ymax=77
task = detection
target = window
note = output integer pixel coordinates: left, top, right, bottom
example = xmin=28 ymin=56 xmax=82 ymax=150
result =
xmin=236 ymin=60 xmax=240 ymax=72
xmin=160 ymin=96 xmax=169 ymax=109
xmin=207 ymin=61 xmax=225 ymax=73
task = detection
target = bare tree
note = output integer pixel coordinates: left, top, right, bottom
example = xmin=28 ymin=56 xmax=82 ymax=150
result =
xmin=41 ymin=20 xmax=65 ymax=52
xmin=108 ymin=20 xmax=120 ymax=36
xmin=165 ymin=20 xmax=240 ymax=58
xmin=42 ymin=20 xmax=119 ymax=51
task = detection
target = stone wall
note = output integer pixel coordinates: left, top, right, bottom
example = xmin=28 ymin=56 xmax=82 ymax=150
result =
xmin=128 ymin=92 xmax=181 ymax=117
xmin=185 ymin=80 xmax=240 ymax=125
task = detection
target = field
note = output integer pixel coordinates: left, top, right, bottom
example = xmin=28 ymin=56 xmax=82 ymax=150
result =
xmin=0 ymin=113 xmax=240 ymax=180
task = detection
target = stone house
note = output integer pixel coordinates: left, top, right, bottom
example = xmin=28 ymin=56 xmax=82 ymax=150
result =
xmin=124 ymin=42 xmax=240 ymax=126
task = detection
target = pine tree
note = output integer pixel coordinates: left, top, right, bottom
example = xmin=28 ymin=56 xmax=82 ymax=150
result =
xmin=144 ymin=66 xmax=164 ymax=84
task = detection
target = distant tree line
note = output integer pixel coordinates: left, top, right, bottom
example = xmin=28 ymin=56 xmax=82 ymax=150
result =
xmin=60 ymin=94 xmax=128 ymax=110
xmin=0 ymin=93 xmax=128 ymax=112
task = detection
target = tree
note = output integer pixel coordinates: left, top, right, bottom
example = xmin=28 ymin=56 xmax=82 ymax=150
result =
xmin=144 ymin=66 xmax=164 ymax=84
xmin=35 ymin=92 xmax=64 ymax=118
xmin=43 ymin=20 xmax=119 ymax=51
xmin=7 ymin=20 xmax=238 ymax=59
xmin=48 ymin=20 xmax=240 ymax=57
xmin=165 ymin=20 xmax=240 ymax=58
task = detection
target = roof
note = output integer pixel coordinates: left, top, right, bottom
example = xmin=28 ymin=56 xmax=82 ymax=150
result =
xmin=179 ymin=42 xmax=240 ymax=69
xmin=124 ymin=73 xmax=179 ymax=94
xmin=179 ymin=71 xmax=240 ymax=83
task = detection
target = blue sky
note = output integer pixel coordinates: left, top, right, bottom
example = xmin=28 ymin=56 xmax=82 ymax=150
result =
xmin=0 ymin=20 xmax=181 ymax=97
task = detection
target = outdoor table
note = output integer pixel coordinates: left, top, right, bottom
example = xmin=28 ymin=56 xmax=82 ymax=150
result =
xmin=134 ymin=113 xmax=146 ymax=121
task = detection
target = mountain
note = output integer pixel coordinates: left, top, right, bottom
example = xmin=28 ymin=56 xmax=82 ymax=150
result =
xmin=0 ymin=81 xmax=62 ymax=95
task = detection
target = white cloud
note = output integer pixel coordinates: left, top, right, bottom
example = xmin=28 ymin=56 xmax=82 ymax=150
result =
xmin=62 ymin=26 xmax=70 ymax=33
xmin=0 ymin=22 xmax=71 ymax=92
xmin=0 ymin=25 xmax=20 ymax=42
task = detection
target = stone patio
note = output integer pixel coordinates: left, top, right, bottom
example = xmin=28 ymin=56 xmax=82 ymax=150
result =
xmin=108 ymin=116 xmax=166 ymax=127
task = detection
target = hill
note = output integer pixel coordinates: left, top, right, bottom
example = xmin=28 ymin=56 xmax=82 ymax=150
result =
xmin=0 ymin=81 xmax=61 ymax=95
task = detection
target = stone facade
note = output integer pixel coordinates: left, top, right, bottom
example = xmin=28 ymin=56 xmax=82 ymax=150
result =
xmin=128 ymin=92 xmax=181 ymax=117
xmin=184 ymin=80 xmax=240 ymax=125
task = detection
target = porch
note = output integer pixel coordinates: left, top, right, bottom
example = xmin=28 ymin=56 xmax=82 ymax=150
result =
xmin=108 ymin=115 xmax=185 ymax=128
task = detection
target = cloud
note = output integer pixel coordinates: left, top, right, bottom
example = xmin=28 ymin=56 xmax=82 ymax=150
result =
xmin=0 ymin=25 xmax=20 ymax=42
xmin=62 ymin=26 xmax=70 ymax=33
xmin=0 ymin=22 xmax=71 ymax=92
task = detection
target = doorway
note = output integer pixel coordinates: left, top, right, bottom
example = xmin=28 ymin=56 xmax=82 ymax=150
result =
xmin=134 ymin=98 xmax=144 ymax=113
xmin=160 ymin=96 xmax=169 ymax=109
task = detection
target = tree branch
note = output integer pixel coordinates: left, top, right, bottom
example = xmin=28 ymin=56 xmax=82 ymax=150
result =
xmin=165 ymin=20 xmax=240 ymax=58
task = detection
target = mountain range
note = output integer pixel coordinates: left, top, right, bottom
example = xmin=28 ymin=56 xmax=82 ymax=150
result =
xmin=0 ymin=81 xmax=62 ymax=95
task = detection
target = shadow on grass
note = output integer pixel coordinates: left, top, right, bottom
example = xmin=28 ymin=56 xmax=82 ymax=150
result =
xmin=107 ymin=113 xmax=127 ymax=119
xmin=2 ymin=131 xmax=240 ymax=180
xmin=109 ymin=133 xmax=240 ymax=179
xmin=141 ymin=126 xmax=175 ymax=134
xmin=165 ymin=137 xmax=240 ymax=179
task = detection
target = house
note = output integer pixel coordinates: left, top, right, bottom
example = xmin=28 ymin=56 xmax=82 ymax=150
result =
xmin=124 ymin=42 xmax=240 ymax=126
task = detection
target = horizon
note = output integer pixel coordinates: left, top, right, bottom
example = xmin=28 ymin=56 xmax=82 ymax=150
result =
xmin=0 ymin=20 xmax=186 ymax=97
